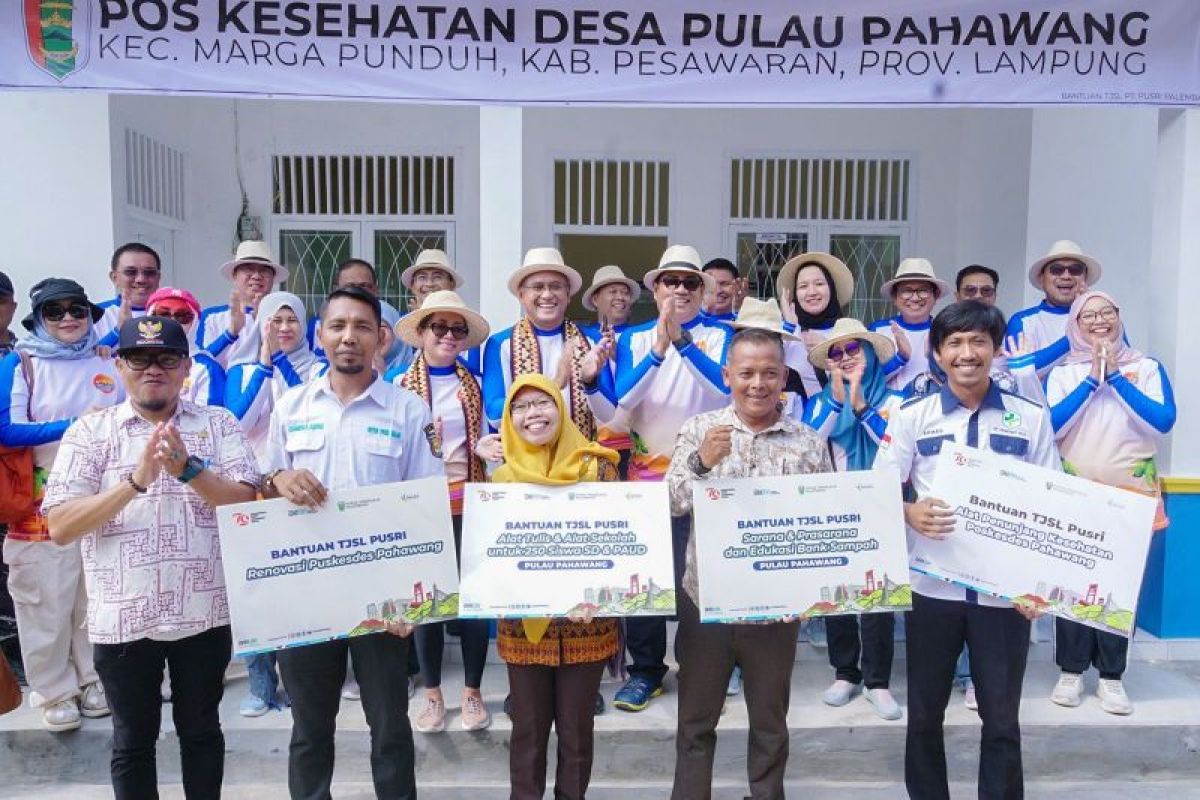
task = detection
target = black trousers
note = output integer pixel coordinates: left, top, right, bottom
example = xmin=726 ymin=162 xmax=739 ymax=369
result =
xmin=625 ymin=514 xmax=690 ymax=685
xmin=1054 ymin=617 xmax=1128 ymax=679
xmin=278 ymin=632 xmax=415 ymax=800
xmin=93 ymin=625 xmax=231 ymax=800
xmin=826 ymin=612 xmax=895 ymax=689
xmin=415 ymin=514 xmax=490 ymax=688
xmin=905 ymin=594 xmax=1030 ymax=800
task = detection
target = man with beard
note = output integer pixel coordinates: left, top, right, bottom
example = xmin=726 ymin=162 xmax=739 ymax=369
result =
xmin=260 ymin=286 xmax=443 ymax=800
xmin=1005 ymin=241 xmax=1101 ymax=377
xmin=44 ymin=317 xmax=259 ymax=798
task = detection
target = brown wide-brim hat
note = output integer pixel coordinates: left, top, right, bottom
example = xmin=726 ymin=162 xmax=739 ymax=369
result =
xmin=776 ymin=252 xmax=854 ymax=311
xmin=807 ymin=318 xmax=897 ymax=368
xmin=395 ymin=290 xmax=490 ymax=350
xmin=1027 ymin=240 xmax=1102 ymax=289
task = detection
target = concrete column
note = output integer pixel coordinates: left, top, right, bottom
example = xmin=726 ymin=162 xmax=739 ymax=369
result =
xmin=0 ymin=92 xmax=115 ymax=305
xmin=477 ymin=105 xmax=523 ymax=328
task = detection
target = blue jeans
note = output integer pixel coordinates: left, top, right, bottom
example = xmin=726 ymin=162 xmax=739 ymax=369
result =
xmin=953 ymin=645 xmax=972 ymax=689
xmin=247 ymin=652 xmax=288 ymax=708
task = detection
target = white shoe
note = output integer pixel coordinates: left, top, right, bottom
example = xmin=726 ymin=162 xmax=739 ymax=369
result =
xmin=1050 ymin=672 xmax=1084 ymax=707
xmin=822 ymin=679 xmax=860 ymax=707
xmin=1098 ymin=678 xmax=1133 ymax=715
xmin=865 ymin=687 xmax=903 ymax=720
xmin=964 ymin=685 xmax=978 ymax=712
xmin=79 ymin=681 xmax=110 ymax=718
xmin=43 ymin=699 xmax=82 ymax=732
xmin=341 ymin=678 xmax=360 ymax=701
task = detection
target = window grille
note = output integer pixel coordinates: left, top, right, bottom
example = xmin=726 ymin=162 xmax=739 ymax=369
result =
xmin=125 ymin=129 xmax=185 ymax=221
xmin=730 ymin=157 xmax=910 ymax=222
xmin=272 ymin=155 xmax=455 ymax=216
xmin=554 ymin=159 xmax=669 ymax=227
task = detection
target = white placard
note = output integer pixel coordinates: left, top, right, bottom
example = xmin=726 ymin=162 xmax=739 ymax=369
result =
xmin=217 ymin=478 xmax=459 ymax=656
xmin=692 ymin=469 xmax=911 ymax=622
xmin=459 ymin=481 xmax=675 ymax=618
xmin=917 ymin=443 xmax=1157 ymax=637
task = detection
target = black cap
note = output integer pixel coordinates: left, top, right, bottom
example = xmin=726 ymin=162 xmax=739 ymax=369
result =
xmin=702 ymin=258 xmax=739 ymax=278
xmin=22 ymin=277 xmax=103 ymax=331
xmin=0 ymin=271 xmax=13 ymax=299
xmin=116 ymin=316 xmax=190 ymax=355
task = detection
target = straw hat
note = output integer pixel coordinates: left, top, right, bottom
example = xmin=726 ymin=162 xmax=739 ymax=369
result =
xmin=728 ymin=297 xmax=799 ymax=341
xmin=218 ymin=240 xmax=289 ymax=283
xmin=506 ymin=247 xmax=583 ymax=297
xmin=879 ymin=258 xmax=951 ymax=299
xmin=401 ymin=249 xmax=465 ymax=290
xmin=1026 ymin=240 xmax=1102 ymax=289
xmin=394 ymin=290 xmax=490 ymax=350
xmin=582 ymin=265 xmax=641 ymax=312
xmin=642 ymin=245 xmax=716 ymax=293
xmin=776 ymin=252 xmax=854 ymax=309
xmin=806 ymin=318 xmax=897 ymax=367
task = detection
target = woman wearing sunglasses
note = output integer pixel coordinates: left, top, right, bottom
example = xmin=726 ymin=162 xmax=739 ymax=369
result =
xmin=798 ymin=318 xmax=906 ymax=721
xmin=0 ymin=278 xmax=123 ymax=732
xmin=392 ymin=290 xmax=495 ymax=733
xmin=144 ymin=287 xmax=227 ymax=409
xmin=1044 ymin=291 xmax=1175 ymax=716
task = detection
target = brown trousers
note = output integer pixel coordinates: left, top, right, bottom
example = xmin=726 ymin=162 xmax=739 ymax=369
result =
xmin=672 ymin=594 xmax=799 ymax=800
xmin=507 ymin=659 xmax=606 ymax=800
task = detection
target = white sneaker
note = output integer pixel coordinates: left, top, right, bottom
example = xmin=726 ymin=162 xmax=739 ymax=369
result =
xmin=79 ymin=681 xmax=110 ymax=718
xmin=1098 ymin=678 xmax=1133 ymax=715
xmin=1050 ymin=672 xmax=1084 ymax=707
xmin=964 ymin=685 xmax=979 ymax=712
xmin=865 ymin=687 xmax=902 ymax=720
xmin=43 ymin=699 xmax=81 ymax=732
xmin=822 ymin=679 xmax=860 ymax=707
xmin=341 ymin=678 xmax=360 ymax=701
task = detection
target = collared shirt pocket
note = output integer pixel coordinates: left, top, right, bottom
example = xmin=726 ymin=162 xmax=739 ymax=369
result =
xmin=989 ymin=433 xmax=1029 ymax=456
xmin=285 ymin=426 xmax=326 ymax=454
xmin=916 ymin=434 xmax=954 ymax=456
xmin=365 ymin=426 xmax=405 ymax=465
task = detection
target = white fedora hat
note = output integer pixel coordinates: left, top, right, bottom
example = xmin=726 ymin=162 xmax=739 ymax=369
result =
xmin=1027 ymin=240 xmax=1102 ymax=289
xmin=218 ymin=240 xmax=289 ymax=283
xmin=879 ymin=257 xmax=951 ymax=300
xmin=807 ymin=318 xmax=897 ymax=368
xmin=642 ymin=245 xmax=716 ymax=293
xmin=728 ymin=297 xmax=799 ymax=341
xmin=394 ymin=290 xmax=490 ymax=350
xmin=506 ymin=247 xmax=583 ymax=297
xmin=776 ymin=252 xmax=855 ymax=310
xmin=582 ymin=264 xmax=641 ymax=312
xmin=401 ymin=249 xmax=465 ymax=291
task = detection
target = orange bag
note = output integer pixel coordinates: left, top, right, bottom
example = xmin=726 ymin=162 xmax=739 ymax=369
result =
xmin=0 ymin=352 xmax=36 ymax=524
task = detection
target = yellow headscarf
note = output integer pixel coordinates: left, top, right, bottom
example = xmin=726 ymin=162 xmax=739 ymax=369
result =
xmin=493 ymin=373 xmax=619 ymax=642
xmin=492 ymin=373 xmax=619 ymax=486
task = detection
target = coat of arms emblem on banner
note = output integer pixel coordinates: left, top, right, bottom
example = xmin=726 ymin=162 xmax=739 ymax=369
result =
xmin=23 ymin=0 xmax=90 ymax=81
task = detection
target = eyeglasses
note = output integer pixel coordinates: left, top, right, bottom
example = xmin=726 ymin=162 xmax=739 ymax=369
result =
xmin=510 ymin=397 xmax=556 ymax=415
xmin=149 ymin=308 xmax=195 ymax=325
xmin=827 ymin=340 xmax=863 ymax=362
xmin=41 ymin=302 xmax=90 ymax=322
xmin=122 ymin=352 xmax=185 ymax=371
xmin=959 ymin=285 xmax=996 ymax=298
xmin=897 ymin=286 xmax=934 ymax=300
xmin=1046 ymin=262 xmax=1086 ymax=278
xmin=659 ymin=274 xmax=703 ymax=292
xmin=423 ymin=321 xmax=470 ymax=340
xmin=1078 ymin=306 xmax=1118 ymax=325
xmin=118 ymin=269 xmax=161 ymax=280
xmin=522 ymin=281 xmax=568 ymax=295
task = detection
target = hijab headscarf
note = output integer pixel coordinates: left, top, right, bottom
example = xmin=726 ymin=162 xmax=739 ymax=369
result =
xmin=1063 ymin=290 xmax=1143 ymax=367
xmin=493 ymin=373 xmax=618 ymax=485
xmin=256 ymin=291 xmax=320 ymax=377
xmin=817 ymin=341 xmax=891 ymax=471
xmin=793 ymin=263 xmax=842 ymax=330
xmin=17 ymin=295 xmax=99 ymax=360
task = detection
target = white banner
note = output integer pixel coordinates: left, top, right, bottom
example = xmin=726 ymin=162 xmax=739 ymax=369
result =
xmin=692 ymin=470 xmax=911 ymax=622
xmin=217 ymin=477 xmax=459 ymax=656
xmin=3 ymin=2 xmax=1198 ymax=106
xmin=916 ymin=443 xmax=1157 ymax=637
xmin=459 ymin=481 xmax=675 ymax=618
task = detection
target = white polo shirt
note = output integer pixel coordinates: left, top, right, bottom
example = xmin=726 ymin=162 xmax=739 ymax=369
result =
xmin=262 ymin=373 xmax=444 ymax=490
xmin=873 ymin=381 xmax=1060 ymax=606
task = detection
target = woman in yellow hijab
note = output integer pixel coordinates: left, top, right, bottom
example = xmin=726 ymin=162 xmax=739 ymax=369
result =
xmin=494 ymin=374 xmax=620 ymax=800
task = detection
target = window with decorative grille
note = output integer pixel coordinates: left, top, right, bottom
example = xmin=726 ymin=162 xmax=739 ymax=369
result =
xmin=125 ymin=129 xmax=185 ymax=222
xmin=272 ymin=154 xmax=455 ymax=216
xmin=554 ymin=159 xmax=670 ymax=228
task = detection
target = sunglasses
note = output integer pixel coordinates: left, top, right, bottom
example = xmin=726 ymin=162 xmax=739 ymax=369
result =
xmin=41 ymin=302 xmax=90 ymax=322
xmin=959 ymin=285 xmax=996 ymax=298
xmin=659 ymin=274 xmax=703 ymax=292
xmin=1046 ymin=262 xmax=1086 ymax=277
xmin=122 ymin=352 xmax=185 ymax=371
xmin=423 ymin=321 xmax=470 ymax=340
xmin=150 ymin=308 xmax=195 ymax=325
xmin=827 ymin=340 xmax=863 ymax=362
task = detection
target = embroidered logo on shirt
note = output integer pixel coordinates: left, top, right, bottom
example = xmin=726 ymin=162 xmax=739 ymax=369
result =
xmin=93 ymin=374 xmax=115 ymax=394
xmin=1002 ymin=411 xmax=1022 ymax=429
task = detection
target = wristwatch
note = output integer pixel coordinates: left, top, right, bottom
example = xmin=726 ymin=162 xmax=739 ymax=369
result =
xmin=176 ymin=456 xmax=206 ymax=484
xmin=672 ymin=329 xmax=694 ymax=352
xmin=688 ymin=449 xmax=712 ymax=477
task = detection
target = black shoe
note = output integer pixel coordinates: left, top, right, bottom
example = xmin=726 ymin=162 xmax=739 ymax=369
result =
xmin=594 ymin=692 xmax=605 ymax=715
xmin=503 ymin=693 xmax=512 ymax=716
